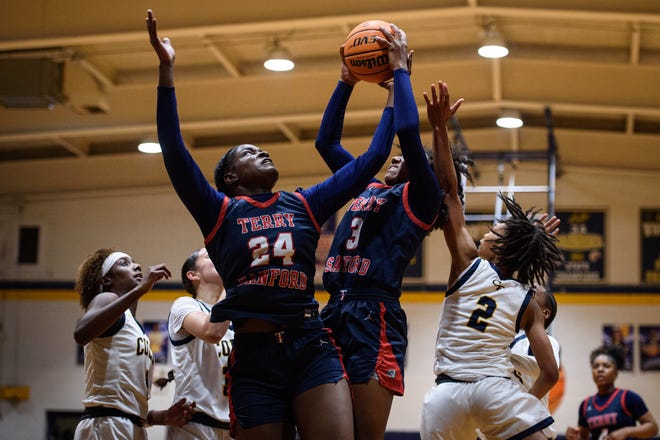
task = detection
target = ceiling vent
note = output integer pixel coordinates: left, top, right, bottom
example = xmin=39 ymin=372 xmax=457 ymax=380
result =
xmin=0 ymin=58 xmax=66 ymax=108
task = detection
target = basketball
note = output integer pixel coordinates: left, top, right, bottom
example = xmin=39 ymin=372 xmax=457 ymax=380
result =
xmin=343 ymin=20 xmax=394 ymax=83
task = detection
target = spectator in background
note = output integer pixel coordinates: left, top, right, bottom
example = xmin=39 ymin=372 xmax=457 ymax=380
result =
xmin=566 ymin=345 xmax=658 ymax=440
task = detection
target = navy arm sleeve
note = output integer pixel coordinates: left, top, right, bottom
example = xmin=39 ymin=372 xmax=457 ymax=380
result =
xmin=577 ymin=399 xmax=588 ymax=428
xmin=625 ymin=390 xmax=650 ymax=419
xmin=301 ymin=106 xmax=394 ymax=224
xmin=315 ymin=81 xmax=356 ymax=172
xmin=393 ymin=69 xmax=442 ymax=224
xmin=157 ymin=87 xmax=225 ymax=237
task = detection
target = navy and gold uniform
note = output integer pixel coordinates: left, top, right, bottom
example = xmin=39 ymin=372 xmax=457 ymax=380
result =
xmin=316 ymin=70 xmax=440 ymax=395
xmin=74 ymin=310 xmax=153 ymax=440
xmin=156 ymin=81 xmax=392 ymax=430
xmin=421 ymin=258 xmax=555 ymax=440
xmin=168 ymin=298 xmax=234 ymax=439
xmin=578 ymin=388 xmax=650 ymax=440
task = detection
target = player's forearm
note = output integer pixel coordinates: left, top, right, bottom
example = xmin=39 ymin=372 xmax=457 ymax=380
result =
xmin=432 ymin=124 xmax=458 ymax=197
xmin=315 ymin=81 xmax=355 ymax=171
xmin=199 ymin=320 xmax=230 ymax=344
xmin=528 ymin=368 xmax=558 ymax=400
xmin=616 ymin=419 xmax=659 ymax=439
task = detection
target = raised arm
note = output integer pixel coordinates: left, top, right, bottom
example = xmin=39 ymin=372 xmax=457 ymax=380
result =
xmin=315 ymin=50 xmax=395 ymax=176
xmin=302 ymin=103 xmax=394 ymax=224
xmin=147 ymin=10 xmax=224 ymax=237
xmin=424 ymin=81 xmax=476 ymax=284
xmin=74 ymin=264 xmax=172 ymax=345
xmin=315 ymin=52 xmax=360 ymax=171
xmin=388 ymin=48 xmax=440 ymax=224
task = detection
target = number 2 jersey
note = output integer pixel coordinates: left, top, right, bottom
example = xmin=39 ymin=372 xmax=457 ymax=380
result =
xmin=433 ymin=257 xmax=533 ymax=382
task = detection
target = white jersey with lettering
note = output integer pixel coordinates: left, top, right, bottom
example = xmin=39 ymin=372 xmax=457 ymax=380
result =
xmin=167 ymin=296 xmax=234 ymax=439
xmin=510 ymin=331 xmax=561 ymax=406
xmin=74 ymin=309 xmax=151 ymax=439
xmin=433 ymin=258 xmax=533 ymax=382
xmin=80 ymin=309 xmax=153 ymax=418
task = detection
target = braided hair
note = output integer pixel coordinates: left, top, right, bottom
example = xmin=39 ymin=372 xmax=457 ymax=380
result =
xmin=213 ymin=145 xmax=240 ymax=195
xmin=490 ymin=194 xmax=563 ymax=287
xmin=74 ymin=248 xmax=115 ymax=310
xmin=154 ymin=369 xmax=175 ymax=390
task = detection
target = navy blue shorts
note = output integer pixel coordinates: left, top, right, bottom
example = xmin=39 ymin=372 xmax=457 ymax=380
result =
xmin=321 ymin=293 xmax=407 ymax=395
xmin=226 ymin=322 xmax=347 ymax=430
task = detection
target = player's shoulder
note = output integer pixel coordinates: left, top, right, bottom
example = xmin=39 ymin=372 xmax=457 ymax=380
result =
xmin=170 ymin=296 xmax=204 ymax=315
xmin=172 ymin=295 xmax=196 ymax=307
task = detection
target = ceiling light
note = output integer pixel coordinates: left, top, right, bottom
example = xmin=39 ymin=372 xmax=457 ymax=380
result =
xmin=264 ymin=38 xmax=294 ymax=72
xmin=496 ymin=111 xmax=523 ymax=128
xmin=478 ymin=23 xmax=509 ymax=59
xmin=138 ymin=141 xmax=161 ymax=154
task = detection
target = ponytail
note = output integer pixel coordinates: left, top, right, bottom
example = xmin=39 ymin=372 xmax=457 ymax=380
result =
xmin=154 ymin=369 xmax=175 ymax=390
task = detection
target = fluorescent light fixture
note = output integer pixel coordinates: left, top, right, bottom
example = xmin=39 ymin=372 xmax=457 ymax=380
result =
xmin=478 ymin=24 xmax=509 ymax=59
xmin=138 ymin=141 xmax=161 ymax=153
xmin=496 ymin=111 xmax=523 ymax=128
xmin=264 ymin=39 xmax=294 ymax=72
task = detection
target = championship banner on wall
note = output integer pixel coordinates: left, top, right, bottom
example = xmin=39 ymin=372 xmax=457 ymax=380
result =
xmin=554 ymin=210 xmax=606 ymax=283
xmin=641 ymin=208 xmax=660 ymax=284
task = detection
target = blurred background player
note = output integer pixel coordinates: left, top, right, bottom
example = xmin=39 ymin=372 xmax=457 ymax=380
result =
xmin=156 ymin=247 xmax=233 ymax=439
xmin=509 ymin=286 xmax=562 ymax=439
xmin=566 ymin=345 xmax=658 ymax=440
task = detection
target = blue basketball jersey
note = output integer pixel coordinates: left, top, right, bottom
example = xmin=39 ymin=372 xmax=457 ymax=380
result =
xmin=578 ymin=388 xmax=650 ymax=440
xmin=323 ymin=182 xmax=433 ymax=297
xmin=208 ymin=191 xmax=321 ymax=326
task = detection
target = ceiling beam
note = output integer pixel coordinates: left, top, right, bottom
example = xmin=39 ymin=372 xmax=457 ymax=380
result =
xmin=2 ymin=6 xmax=659 ymax=52
xmin=2 ymin=99 xmax=660 ymax=145
xmin=203 ymin=38 xmax=242 ymax=78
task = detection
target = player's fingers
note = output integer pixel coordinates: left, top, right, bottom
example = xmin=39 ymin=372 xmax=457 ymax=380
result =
xmin=451 ymin=98 xmax=464 ymax=114
xmin=423 ymin=91 xmax=431 ymax=106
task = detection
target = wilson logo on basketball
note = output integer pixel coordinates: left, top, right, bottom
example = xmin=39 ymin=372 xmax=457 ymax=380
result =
xmin=348 ymin=55 xmax=389 ymax=69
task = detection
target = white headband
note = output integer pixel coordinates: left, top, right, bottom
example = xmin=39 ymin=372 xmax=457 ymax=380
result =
xmin=101 ymin=252 xmax=131 ymax=276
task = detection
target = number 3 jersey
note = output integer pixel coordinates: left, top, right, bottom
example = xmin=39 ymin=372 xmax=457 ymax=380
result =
xmin=323 ymin=182 xmax=433 ymax=297
xmin=209 ymin=191 xmax=321 ymax=327
xmin=433 ymin=257 xmax=533 ymax=382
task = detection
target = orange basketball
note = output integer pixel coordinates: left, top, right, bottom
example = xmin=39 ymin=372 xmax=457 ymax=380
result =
xmin=343 ymin=20 xmax=394 ymax=83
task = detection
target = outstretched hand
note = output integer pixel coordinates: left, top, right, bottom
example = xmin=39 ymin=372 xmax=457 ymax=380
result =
xmin=137 ymin=263 xmax=172 ymax=296
xmin=146 ymin=9 xmax=175 ymax=66
xmin=539 ymin=213 xmax=561 ymax=236
xmin=423 ymin=80 xmax=464 ymax=129
xmin=376 ymin=23 xmax=409 ymax=72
